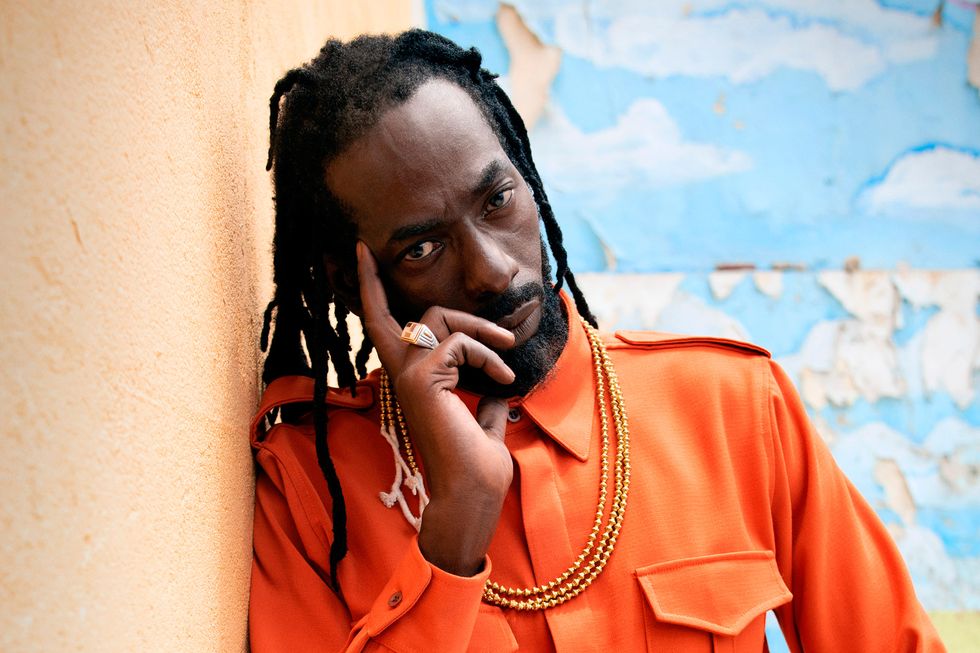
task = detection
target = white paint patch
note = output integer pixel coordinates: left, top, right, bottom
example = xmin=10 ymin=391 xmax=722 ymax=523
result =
xmin=836 ymin=321 xmax=906 ymax=403
xmin=789 ymin=272 xmax=905 ymax=405
xmin=655 ymin=291 xmax=752 ymax=341
xmin=576 ymin=272 xmax=753 ymax=339
xmin=708 ymin=270 xmax=747 ymax=300
xmin=784 ymin=270 xmax=979 ymax=411
xmin=753 ymin=270 xmax=783 ymax=299
xmin=875 ymin=459 xmax=917 ymax=527
xmin=894 ymin=269 xmax=980 ymax=409
xmin=862 ymin=147 xmax=980 ymax=214
xmin=576 ymin=272 xmax=684 ymax=332
xmin=532 ymin=100 xmax=752 ymax=194
xmin=819 ymin=270 xmax=898 ymax=331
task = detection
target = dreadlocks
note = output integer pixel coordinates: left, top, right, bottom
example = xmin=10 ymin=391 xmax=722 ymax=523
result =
xmin=261 ymin=29 xmax=596 ymax=589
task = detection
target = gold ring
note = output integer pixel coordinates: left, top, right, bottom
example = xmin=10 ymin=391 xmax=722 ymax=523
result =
xmin=399 ymin=322 xmax=438 ymax=349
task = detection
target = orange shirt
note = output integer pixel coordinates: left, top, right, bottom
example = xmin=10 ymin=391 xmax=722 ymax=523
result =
xmin=249 ymin=298 xmax=944 ymax=652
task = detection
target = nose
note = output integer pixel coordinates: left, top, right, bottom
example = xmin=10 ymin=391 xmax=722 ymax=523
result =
xmin=461 ymin=227 xmax=519 ymax=300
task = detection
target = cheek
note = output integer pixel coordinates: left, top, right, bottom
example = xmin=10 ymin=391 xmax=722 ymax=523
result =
xmin=383 ymin=266 xmax=462 ymax=320
xmin=511 ymin=201 xmax=544 ymax=270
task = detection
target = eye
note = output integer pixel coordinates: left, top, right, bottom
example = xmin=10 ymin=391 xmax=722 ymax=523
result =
xmin=403 ymin=240 xmax=441 ymax=262
xmin=486 ymin=188 xmax=514 ymax=212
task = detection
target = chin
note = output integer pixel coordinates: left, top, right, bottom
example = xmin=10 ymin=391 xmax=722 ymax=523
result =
xmin=459 ymin=286 xmax=568 ymax=397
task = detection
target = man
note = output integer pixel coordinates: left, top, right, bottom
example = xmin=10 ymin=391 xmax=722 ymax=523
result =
xmin=249 ymin=30 xmax=943 ymax=651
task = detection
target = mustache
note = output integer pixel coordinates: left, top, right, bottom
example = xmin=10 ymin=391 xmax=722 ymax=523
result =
xmin=475 ymin=282 xmax=546 ymax=322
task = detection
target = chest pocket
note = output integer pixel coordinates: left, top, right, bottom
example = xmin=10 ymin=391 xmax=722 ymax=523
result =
xmin=635 ymin=551 xmax=791 ymax=653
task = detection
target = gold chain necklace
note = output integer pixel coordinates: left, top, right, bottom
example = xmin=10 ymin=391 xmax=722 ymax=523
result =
xmin=378 ymin=318 xmax=631 ymax=611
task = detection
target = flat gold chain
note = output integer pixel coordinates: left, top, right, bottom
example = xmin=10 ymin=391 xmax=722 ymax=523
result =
xmin=379 ymin=318 xmax=631 ymax=610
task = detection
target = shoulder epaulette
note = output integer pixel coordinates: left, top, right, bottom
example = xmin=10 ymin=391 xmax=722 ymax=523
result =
xmin=611 ymin=330 xmax=771 ymax=358
xmin=250 ymin=375 xmax=374 ymax=445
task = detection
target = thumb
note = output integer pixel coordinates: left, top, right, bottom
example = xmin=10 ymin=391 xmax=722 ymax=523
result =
xmin=475 ymin=396 xmax=509 ymax=444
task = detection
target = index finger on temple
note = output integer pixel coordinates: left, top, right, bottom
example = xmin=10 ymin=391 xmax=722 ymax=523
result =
xmin=356 ymin=241 xmax=402 ymax=355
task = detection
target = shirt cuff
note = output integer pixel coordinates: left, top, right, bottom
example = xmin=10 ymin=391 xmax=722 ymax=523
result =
xmin=363 ymin=534 xmax=492 ymax=652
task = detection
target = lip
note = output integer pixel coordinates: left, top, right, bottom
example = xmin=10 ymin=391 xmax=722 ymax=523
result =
xmin=495 ymin=298 xmax=541 ymax=331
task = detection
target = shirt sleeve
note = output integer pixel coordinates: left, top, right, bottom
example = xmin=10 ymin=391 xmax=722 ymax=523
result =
xmin=249 ymin=444 xmax=491 ymax=653
xmin=765 ymin=360 xmax=946 ymax=652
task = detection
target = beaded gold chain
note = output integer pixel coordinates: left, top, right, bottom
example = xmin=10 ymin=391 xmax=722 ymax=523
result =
xmin=378 ymin=318 xmax=631 ymax=611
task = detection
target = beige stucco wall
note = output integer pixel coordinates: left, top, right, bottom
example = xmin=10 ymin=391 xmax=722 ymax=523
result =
xmin=0 ymin=2 xmax=412 ymax=651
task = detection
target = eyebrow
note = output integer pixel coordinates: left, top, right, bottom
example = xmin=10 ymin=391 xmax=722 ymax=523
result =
xmin=385 ymin=159 xmax=509 ymax=247
xmin=387 ymin=218 xmax=447 ymax=246
xmin=470 ymin=159 xmax=506 ymax=199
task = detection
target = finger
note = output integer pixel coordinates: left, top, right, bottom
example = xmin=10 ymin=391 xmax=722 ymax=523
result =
xmin=475 ymin=396 xmax=509 ymax=443
xmin=355 ymin=241 xmax=403 ymax=360
xmin=438 ymin=333 xmax=515 ymax=386
xmin=419 ymin=306 xmax=515 ymax=350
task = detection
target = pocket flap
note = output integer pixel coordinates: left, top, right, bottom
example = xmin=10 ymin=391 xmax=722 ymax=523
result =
xmin=635 ymin=550 xmax=792 ymax=636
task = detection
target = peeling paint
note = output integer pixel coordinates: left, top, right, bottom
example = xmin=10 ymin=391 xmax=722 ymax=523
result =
xmin=819 ymin=270 xmax=898 ymax=330
xmin=577 ymin=273 xmax=684 ymax=331
xmin=708 ymin=270 xmax=747 ymax=300
xmin=753 ymin=270 xmax=783 ymax=299
xmin=876 ymin=458 xmax=917 ymax=526
xmin=429 ymin=0 xmax=980 ymax=622
xmin=496 ymin=4 xmax=560 ymax=130
xmin=894 ymin=269 xmax=980 ymax=408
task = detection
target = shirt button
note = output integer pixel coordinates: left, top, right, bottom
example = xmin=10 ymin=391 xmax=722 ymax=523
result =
xmin=507 ymin=408 xmax=522 ymax=423
xmin=387 ymin=591 xmax=402 ymax=608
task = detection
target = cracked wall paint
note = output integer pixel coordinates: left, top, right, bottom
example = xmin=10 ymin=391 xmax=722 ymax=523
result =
xmin=429 ymin=0 xmax=980 ymax=270
xmin=708 ymin=270 xmax=749 ymax=301
xmin=426 ymin=0 xmax=980 ymax=644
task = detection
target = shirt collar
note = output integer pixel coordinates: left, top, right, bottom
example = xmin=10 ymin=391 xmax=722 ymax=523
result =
xmin=515 ymin=290 xmax=594 ymax=462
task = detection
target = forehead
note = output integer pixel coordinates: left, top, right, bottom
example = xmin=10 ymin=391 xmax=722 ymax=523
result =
xmin=324 ymin=78 xmax=509 ymax=240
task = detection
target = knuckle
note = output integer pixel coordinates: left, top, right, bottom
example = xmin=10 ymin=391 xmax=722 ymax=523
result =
xmin=443 ymin=332 xmax=467 ymax=347
xmin=420 ymin=305 xmax=447 ymax=324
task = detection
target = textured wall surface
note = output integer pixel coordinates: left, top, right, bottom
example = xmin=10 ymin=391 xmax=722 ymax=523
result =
xmin=0 ymin=2 xmax=412 ymax=651
xmin=428 ymin=0 xmax=980 ymax=649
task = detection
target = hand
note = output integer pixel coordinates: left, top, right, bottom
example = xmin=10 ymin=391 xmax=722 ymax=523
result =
xmin=356 ymin=241 xmax=516 ymax=575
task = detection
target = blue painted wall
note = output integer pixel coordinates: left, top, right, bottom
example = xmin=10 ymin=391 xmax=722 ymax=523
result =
xmin=427 ymin=1 xmax=979 ymax=648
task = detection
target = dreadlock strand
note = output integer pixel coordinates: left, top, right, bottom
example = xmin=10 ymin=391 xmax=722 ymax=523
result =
xmin=355 ymin=332 xmax=374 ymax=380
xmin=562 ymin=269 xmax=598 ymax=327
xmin=266 ymin=68 xmax=321 ymax=170
xmin=309 ymin=259 xmax=348 ymax=590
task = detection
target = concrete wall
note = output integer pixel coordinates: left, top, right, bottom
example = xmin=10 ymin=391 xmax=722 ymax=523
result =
xmin=428 ymin=1 xmax=980 ymax=649
xmin=0 ymin=2 xmax=412 ymax=651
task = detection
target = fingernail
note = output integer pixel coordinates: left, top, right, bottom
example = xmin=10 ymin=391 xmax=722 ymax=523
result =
xmin=356 ymin=241 xmax=364 ymax=260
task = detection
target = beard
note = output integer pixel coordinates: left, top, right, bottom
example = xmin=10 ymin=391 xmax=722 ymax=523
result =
xmin=458 ymin=259 xmax=569 ymax=398
xmin=382 ymin=243 xmax=571 ymax=398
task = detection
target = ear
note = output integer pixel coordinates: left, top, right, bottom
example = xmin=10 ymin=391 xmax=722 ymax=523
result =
xmin=324 ymin=254 xmax=363 ymax=316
